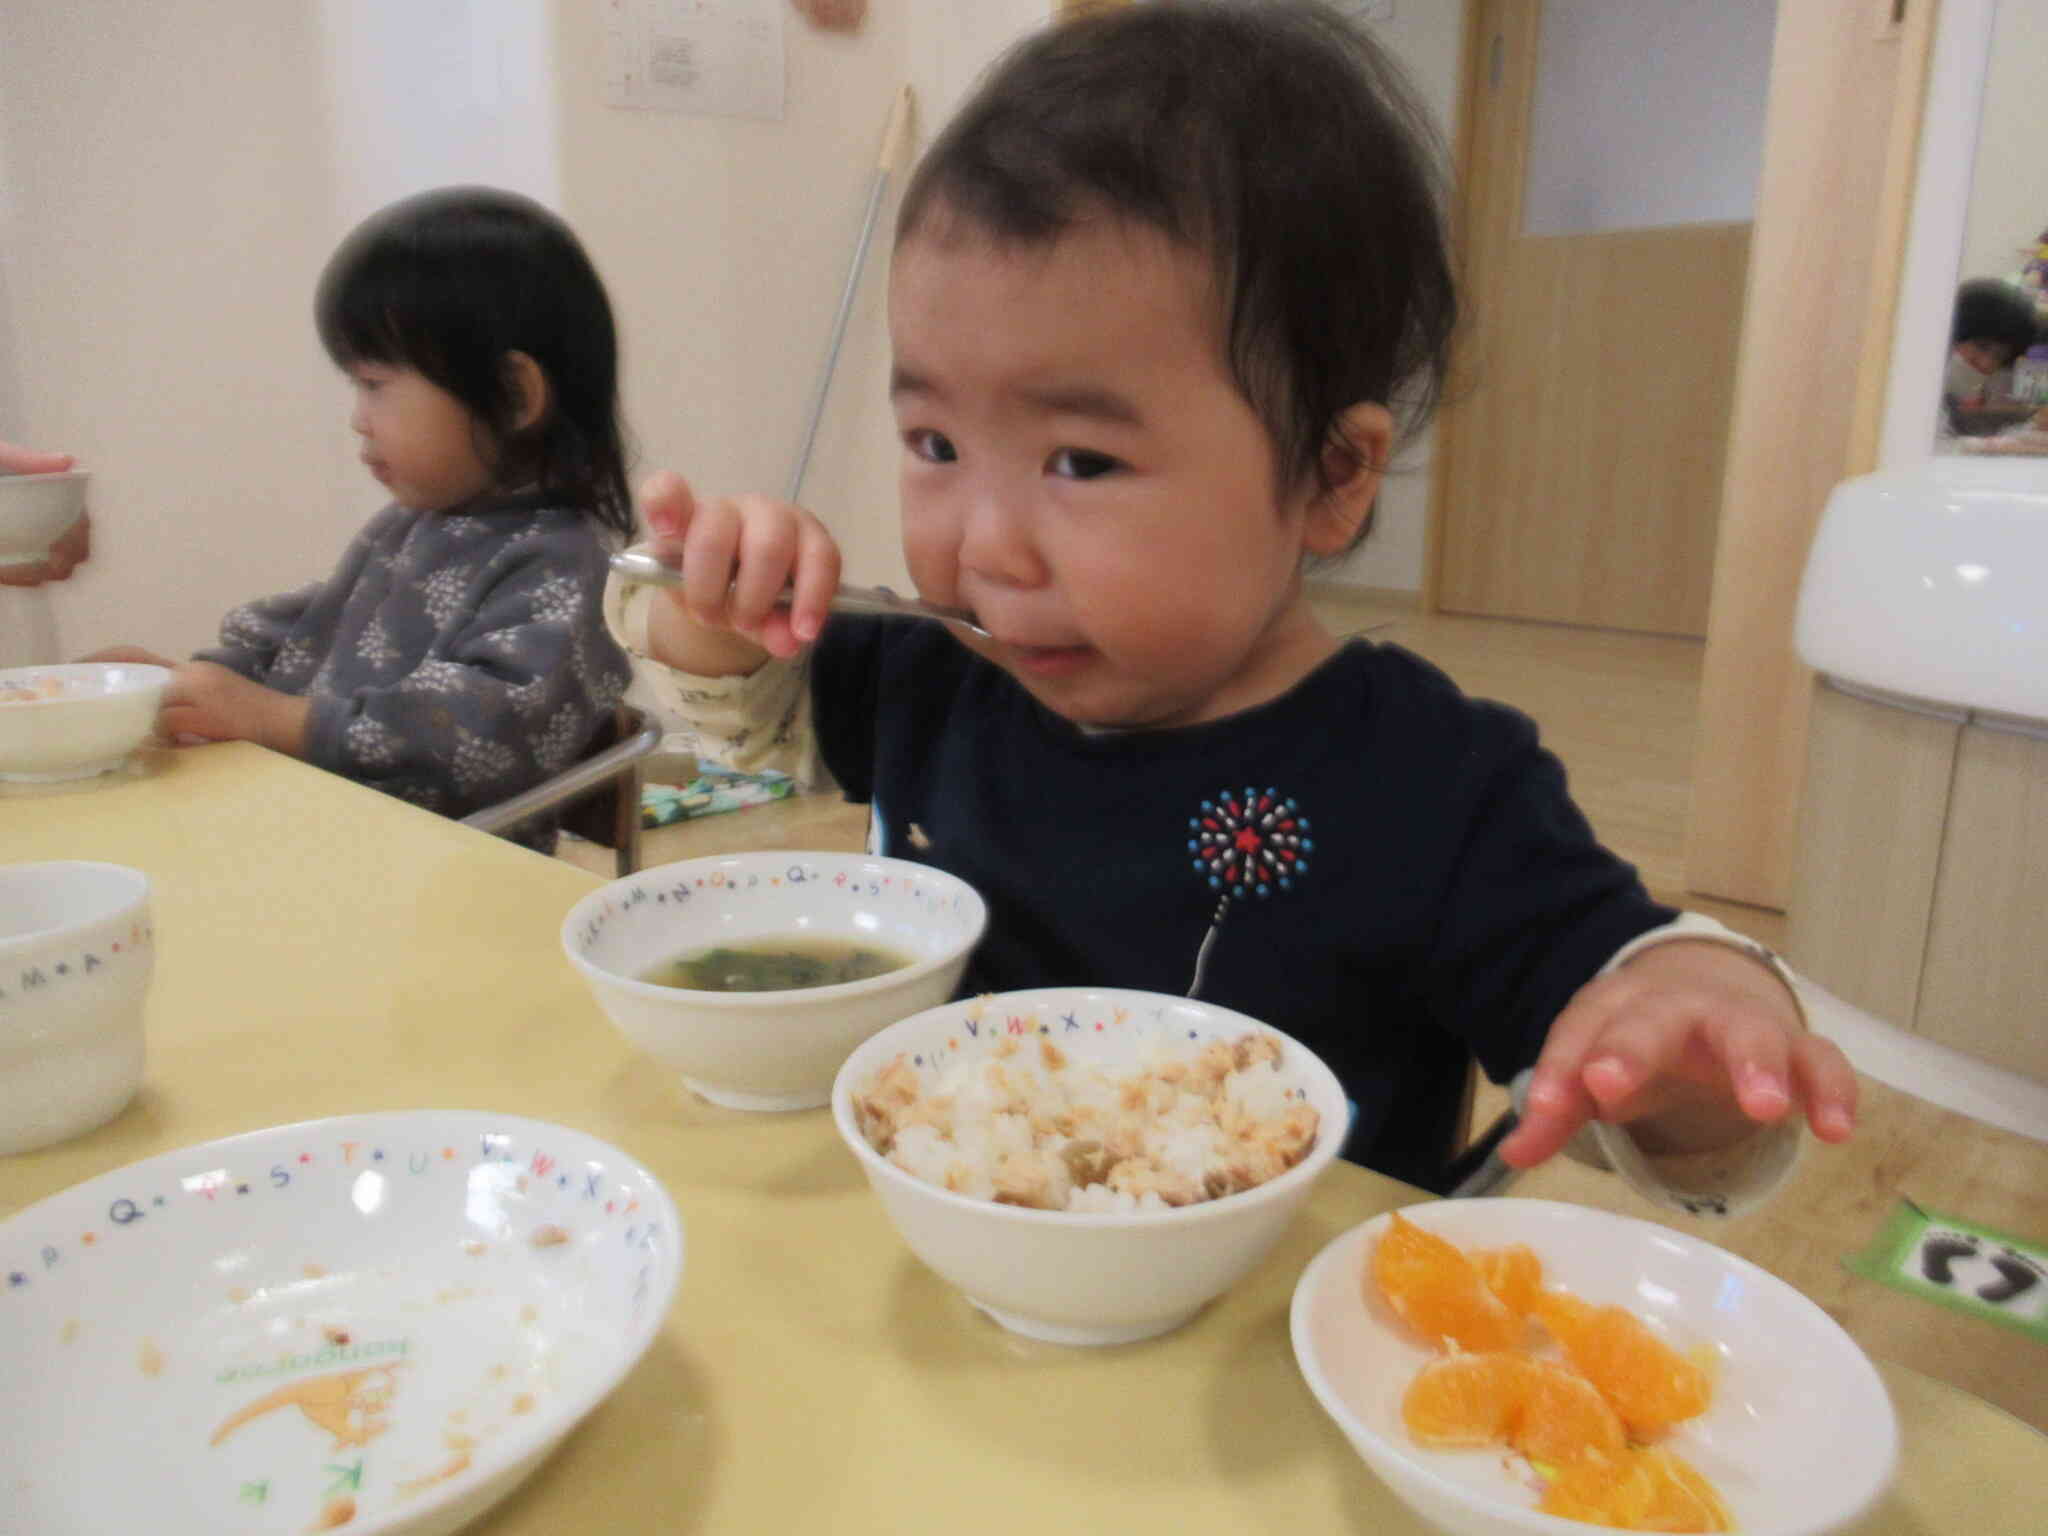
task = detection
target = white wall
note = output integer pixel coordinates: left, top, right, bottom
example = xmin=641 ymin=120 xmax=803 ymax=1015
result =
xmin=1958 ymin=0 xmax=2048 ymax=288
xmin=552 ymin=0 xmax=1048 ymax=591
xmin=0 ymin=1 xmax=342 ymax=662
xmin=1320 ymin=0 xmax=1467 ymax=594
xmin=1522 ymin=0 xmax=1773 ymax=237
xmin=0 ymin=0 xmax=1049 ymax=663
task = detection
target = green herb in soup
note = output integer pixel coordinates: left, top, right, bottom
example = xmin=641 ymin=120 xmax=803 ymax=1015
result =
xmin=641 ymin=937 xmax=913 ymax=993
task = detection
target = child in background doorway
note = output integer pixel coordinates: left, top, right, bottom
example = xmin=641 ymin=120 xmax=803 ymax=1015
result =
xmin=608 ymin=0 xmax=1856 ymax=1197
xmin=89 ymin=187 xmax=633 ymax=850
xmin=1941 ymin=277 xmax=2039 ymax=437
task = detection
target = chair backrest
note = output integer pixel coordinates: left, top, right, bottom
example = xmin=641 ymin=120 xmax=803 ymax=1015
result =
xmin=460 ymin=704 xmax=663 ymax=877
xmin=558 ymin=706 xmax=649 ymax=875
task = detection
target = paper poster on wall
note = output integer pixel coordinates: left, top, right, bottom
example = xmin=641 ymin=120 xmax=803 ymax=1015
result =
xmin=603 ymin=0 xmax=784 ymax=120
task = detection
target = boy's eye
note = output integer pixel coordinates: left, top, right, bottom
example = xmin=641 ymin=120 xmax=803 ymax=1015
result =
xmin=1048 ymin=448 xmax=1120 ymax=480
xmin=905 ymin=429 xmax=958 ymax=464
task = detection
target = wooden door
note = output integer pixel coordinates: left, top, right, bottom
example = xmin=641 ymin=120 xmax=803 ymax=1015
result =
xmin=1431 ymin=1 xmax=1753 ymax=638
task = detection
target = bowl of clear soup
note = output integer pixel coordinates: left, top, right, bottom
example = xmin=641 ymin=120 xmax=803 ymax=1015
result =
xmin=561 ymin=851 xmax=988 ymax=1111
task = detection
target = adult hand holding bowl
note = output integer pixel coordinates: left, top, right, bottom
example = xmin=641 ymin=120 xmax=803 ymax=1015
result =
xmin=0 ymin=447 xmax=90 ymax=584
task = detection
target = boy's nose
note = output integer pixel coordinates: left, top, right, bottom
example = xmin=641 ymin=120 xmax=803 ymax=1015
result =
xmin=958 ymin=489 xmax=1045 ymax=589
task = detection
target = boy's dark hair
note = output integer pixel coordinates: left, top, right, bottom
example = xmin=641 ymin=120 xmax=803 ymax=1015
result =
xmin=896 ymin=0 xmax=1456 ymax=542
xmin=316 ymin=186 xmax=633 ymax=538
xmin=1951 ymin=277 xmax=2038 ymax=363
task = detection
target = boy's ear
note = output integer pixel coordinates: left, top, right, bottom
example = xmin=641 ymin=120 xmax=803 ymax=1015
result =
xmin=504 ymin=351 xmax=550 ymax=433
xmin=1303 ymin=402 xmax=1393 ymax=557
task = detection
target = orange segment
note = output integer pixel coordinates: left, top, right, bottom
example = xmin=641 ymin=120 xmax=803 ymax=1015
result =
xmin=1539 ymin=1446 xmax=1732 ymax=1532
xmin=1532 ymin=1285 xmax=1595 ymax=1338
xmin=1512 ymin=1358 xmax=1627 ymax=1468
xmin=1536 ymin=1296 xmax=1714 ymax=1437
xmin=1400 ymin=1351 xmax=1536 ymax=1449
xmin=1474 ymin=1243 xmax=1543 ymax=1317
xmin=1369 ymin=1212 xmax=1522 ymax=1352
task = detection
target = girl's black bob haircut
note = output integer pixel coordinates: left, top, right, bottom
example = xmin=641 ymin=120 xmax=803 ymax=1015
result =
xmin=894 ymin=0 xmax=1456 ymax=545
xmin=316 ymin=185 xmax=633 ymax=538
xmin=1951 ymin=277 xmax=2039 ymax=360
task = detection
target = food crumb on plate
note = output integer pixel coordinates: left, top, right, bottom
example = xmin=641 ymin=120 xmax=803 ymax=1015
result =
xmin=0 ymin=674 xmax=66 ymax=704
xmin=399 ymin=1452 xmax=472 ymax=1497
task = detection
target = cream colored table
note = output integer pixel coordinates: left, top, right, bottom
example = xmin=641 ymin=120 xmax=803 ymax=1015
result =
xmin=5 ymin=744 xmax=2043 ymax=1534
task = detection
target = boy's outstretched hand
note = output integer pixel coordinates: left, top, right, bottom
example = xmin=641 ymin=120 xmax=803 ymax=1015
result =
xmin=1498 ymin=938 xmax=1858 ymax=1170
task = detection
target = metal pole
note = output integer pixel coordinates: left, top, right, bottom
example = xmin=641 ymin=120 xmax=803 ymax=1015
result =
xmin=785 ymin=84 xmax=916 ymax=506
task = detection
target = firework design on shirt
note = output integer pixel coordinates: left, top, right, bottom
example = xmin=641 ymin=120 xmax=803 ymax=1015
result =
xmin=1184 ymin=786 xmax=1312 ymax=997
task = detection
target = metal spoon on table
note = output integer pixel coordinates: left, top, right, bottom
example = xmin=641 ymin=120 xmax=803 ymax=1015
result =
xmin=609 ymin=548 xmax=990 ymax=638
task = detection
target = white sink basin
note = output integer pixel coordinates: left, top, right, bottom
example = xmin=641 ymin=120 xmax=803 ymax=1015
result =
xmin=1796 ymin=458 xmax=2048 ymax=724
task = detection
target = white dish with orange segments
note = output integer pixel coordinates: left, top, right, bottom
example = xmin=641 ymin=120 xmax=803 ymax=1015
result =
xmin=1289 ymin=1198 xmax=1897 ymax=1536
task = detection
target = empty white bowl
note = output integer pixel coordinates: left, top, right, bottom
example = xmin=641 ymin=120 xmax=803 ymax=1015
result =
xmin=0 ymin=468 xmax=87 ymax=568
xmin=0 ymin=1109 xmax=683 ymax=1536
xmin=1290 ymin=1198 xmax=1899 ymax=1536
xmin=832 ymin=987 xmax=1351 ymax=1346
xmin=0 ymin=662 xmax=169 ymax=782
xmin=562 ymin=851 xmax=988 ymax=1111
xmin=0 ymin=860 xmax=153 ymax=1156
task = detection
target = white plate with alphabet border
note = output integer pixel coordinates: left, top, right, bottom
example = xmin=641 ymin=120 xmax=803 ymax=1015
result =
xmin=0 ymin=1110 xmax=682 ymax=1535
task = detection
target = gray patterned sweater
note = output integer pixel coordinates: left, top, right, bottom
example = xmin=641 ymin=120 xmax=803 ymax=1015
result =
xmin=197 ymin=495 xmax=632 ymax=849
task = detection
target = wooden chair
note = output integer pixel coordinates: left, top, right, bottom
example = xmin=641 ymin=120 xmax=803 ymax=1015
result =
xmin=461 ymin=705 xmax=663 ymax=877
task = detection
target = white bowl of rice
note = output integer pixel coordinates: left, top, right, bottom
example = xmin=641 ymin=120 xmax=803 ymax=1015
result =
xmin=831 ymin=986 xmax=1351 ymax=1347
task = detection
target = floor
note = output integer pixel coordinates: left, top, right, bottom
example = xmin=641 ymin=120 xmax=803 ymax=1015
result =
xmin=559 ymin=584 xmax=1786 ymax=953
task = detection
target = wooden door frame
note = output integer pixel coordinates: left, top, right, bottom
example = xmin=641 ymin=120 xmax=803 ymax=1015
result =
xmin=1422 ymin=0 xmax=1498 ymax=614
xmin=1683 ymin=0 xmax=1938 ymax=909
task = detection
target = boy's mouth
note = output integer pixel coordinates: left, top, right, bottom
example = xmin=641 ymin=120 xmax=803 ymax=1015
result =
xmin=1005 ymin=641 xmax=1095 ymax=677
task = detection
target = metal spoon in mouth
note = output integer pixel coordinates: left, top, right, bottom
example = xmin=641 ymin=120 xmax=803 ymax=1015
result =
xmin=608 ymin=548 xmax=990 ymax=639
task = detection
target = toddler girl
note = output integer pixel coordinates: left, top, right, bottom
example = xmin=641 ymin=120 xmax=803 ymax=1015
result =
xmin=93 ymin=186 xmax=634 ymax=850
xmin=608 ymin=1 xmax=1855 ymax=1196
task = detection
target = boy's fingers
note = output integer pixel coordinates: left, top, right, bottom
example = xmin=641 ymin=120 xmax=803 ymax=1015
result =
xmin=1576 ymin=992 xmax=1797 ymax=1127
xmin=677 ymin=497 xmax=744 ymax=624
xmin=638 ymin=471 xmax=697 ymax=544
xmin=1497 ymin=1070 xmax=1598 ymax=1168
xmin=729 ymin=502 xmax=802 ymax=634
xmin=785 ymin=520 xmax=842 ymax=644
xmin=1791 ymin=1033 xmax=1859 ymax=1141
xmin=1497 ymin=978 xmax=1624 ymax=1167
